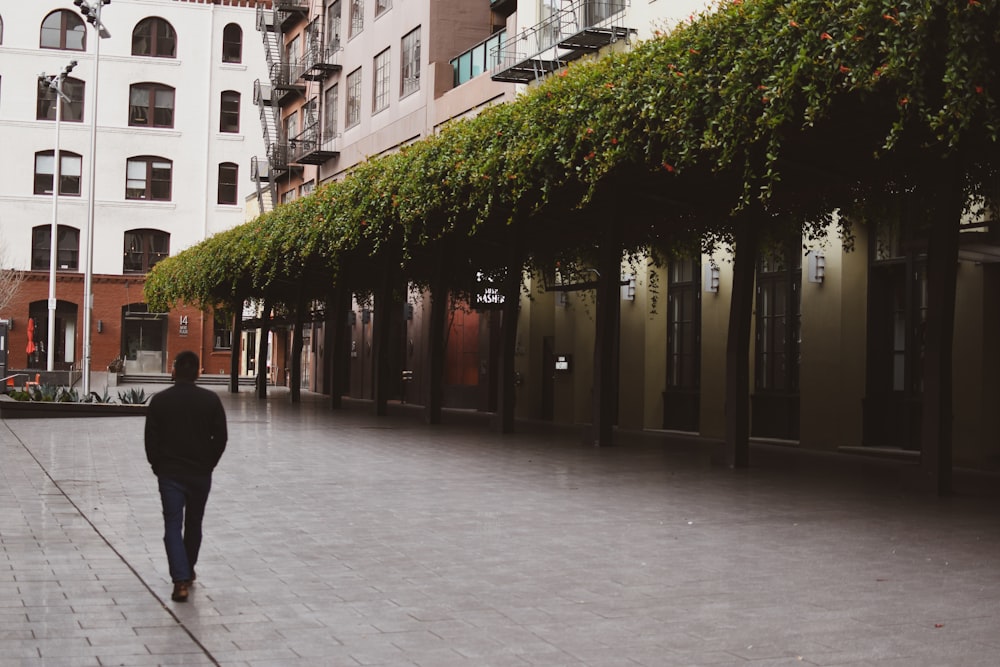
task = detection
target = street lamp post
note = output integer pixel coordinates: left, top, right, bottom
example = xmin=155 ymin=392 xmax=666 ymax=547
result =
xmin=40 ymin=60 xmax=78 ymax=373
xmin=75 ymin=0 xmax=111 ymax=395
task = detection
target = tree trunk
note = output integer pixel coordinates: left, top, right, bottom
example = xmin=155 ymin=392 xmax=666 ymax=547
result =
xmin=588 ymin=235 xmax=621 ymax=447
xmin=372 ymin=269 xmax=395 ymax=417
xmin=327 ymin=283 xmax=350 ymax=410
xmin=256 ymin=298 xmax=273 ymax=400
xmin=289 ymin=283 xmax=305 ymax=404
xmin=228 ymin=300 xmax=240 ymax=393
xmin=426 ymin=260 xmax=447 ymax=424
xmin=724 ymin=216 xmax=759 ymax=468
xmin=495 ymin=251 xmax=521 ymax=434
xmin=917 ymin=169 xmax=963 ymax=495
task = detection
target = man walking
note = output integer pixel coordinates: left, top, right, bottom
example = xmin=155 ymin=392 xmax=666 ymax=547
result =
xmin=145 ymin=350 xmax=228 ymax=602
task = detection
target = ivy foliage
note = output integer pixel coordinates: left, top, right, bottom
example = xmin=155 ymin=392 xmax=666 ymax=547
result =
xmin=145 ymin=0 xmax=1000 ymax=312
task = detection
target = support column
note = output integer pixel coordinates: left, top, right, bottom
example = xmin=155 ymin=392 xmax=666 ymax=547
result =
xmin=588 ymin=235 xmax=621 ymax=447
xmin=723 ymin=216 xmax=758 ymax=468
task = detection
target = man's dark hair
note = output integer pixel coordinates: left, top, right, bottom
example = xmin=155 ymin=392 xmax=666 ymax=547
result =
xmin=173 ymin=350 xmax=200 ymax=382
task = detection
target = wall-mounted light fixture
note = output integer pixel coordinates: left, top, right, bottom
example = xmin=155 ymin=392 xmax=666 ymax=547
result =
xmin=621 ymin=274 xmax=636 ymax=301
xmin=808 ymin=252 xmax=826 ymax=283
xmin=704 ymin=264 xmax=720 ymax=293
xmin=97 ymin=319 xmax=103 ymax=333
xmin=556 ymin=291 xmax=569 ymax=308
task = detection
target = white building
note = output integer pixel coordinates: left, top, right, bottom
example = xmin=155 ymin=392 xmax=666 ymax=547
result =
xmin=0 ymin=0 xmax=268 ymax=377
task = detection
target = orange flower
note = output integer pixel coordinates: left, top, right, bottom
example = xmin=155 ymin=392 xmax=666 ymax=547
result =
xmin=899 ymin=97 xmax=909 ymax=106
xmin=975 ymin=85 xmax=985 ymax=94
xmin=789 ymin=20 xmax=799 ymax=28
xmin=610 ymin=138 xmax=618 ymax=145
xmin=839 ymin=65 xmax=851 ymax=73
xmin=820 ymin=32 xmax=832 ymax=40
xmin=662 ymin=162 xmax=675 ymax=172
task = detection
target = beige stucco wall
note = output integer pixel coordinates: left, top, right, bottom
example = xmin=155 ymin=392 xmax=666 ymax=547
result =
xmin=799 ymin=224 xmax=867 ymax=451
xmin=699 ymin=253 xmax=733 ymax=440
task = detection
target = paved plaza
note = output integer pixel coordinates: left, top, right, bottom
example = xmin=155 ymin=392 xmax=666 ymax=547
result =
xmin=2 ymin=385 xmax=1000 ymax=667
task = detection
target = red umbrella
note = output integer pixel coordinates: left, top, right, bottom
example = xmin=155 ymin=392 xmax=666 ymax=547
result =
xmin=26 ymin=317 xmax=36 ymax=355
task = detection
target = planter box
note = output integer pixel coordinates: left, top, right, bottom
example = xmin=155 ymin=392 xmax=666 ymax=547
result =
xmin=0 ymin=395 xmax=148 ymax=419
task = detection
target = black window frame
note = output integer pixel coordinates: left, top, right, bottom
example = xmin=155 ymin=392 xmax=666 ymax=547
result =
xmin=40 ymin=10 xmax=86 ymax=51
xmin=123 ymin=229 xmax=170 ymax=273
xmin=220 ymin=90 xmax=240 ymax=133
xmin=222 ymin=23 xmax=242 ymax=63
xmin=218 ymin=162 xmax=239 ymax=205
xmin=31 ymin=224 xmax=80 ymax=271
xmin=128 ymin=82 xmax=175 ymax=128
xmin=132 ymin=17 xmax=177 ymax=58
xmin=34 ymin=150 xmax=83 ymax=196
xmin=37 ymin=77 xmax=85 ymax=122
xmin=125 ymin=156 xmax=173 ymax=201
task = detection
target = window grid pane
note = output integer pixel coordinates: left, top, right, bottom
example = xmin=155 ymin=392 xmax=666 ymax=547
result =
xmin=400 ymin=28 xmax=420 ymax=97
xmin=373 ymin=49 xmax=390 ymax=113
xmin=350 ymin=0 xmax=364 ymax=37
xmin=346 ymin=68 xmax=361 ymax=128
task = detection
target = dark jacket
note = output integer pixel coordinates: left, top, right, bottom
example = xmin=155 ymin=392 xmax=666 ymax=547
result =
xmin=144 ymin=381 xmax=228 ymax=477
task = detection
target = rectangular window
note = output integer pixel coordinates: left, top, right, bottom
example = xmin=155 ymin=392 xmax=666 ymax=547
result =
xmin=323 ymin=84 xmax=338 ymax=140
xmin=126 ymin=158 xmax=172 ymax=201
xmin=35 ymin=151 xmax=82 ymax=196
xmin=350 ymin=0 xmax=364 ymax=37
xmin=373 ymin=48 xmax=390 ymax=113
xmin=327 ymin=1 xmax=342 ymax=51
xmin=37 ymin=78 xmax=85 ymax=122
xmin=375 ymin=0 xmax=391 ymax=17
xmin=400 ymin=28 xmax=420 ymax=97
xmin=220 ymin=91 xmax=240 ymax=133
xmin=218 ymin=163 xmax=238 ymax=205
xmin=346 ymin=68 xmax=361 ymax=128
xmin=213 ymin=309 xmax=233 ymax=350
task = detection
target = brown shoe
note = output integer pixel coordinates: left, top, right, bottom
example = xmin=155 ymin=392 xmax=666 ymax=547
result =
xmin=171 ymin=581 xmax=189 ymax=602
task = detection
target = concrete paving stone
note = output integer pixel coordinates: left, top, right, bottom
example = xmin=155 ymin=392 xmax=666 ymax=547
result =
xmin=4 ymin=389 xmax=1000 ymax=666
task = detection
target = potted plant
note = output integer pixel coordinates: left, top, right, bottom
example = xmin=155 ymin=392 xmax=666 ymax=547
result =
xmin=107 ymin=355 xmax=124 ymax=387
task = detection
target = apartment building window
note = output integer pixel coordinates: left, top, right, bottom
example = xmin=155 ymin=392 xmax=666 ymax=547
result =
xmin=373 ymin=49 xmax=390 ymax=113
xmin=323 ymin=84 xmax=338 ymax=140
xmin=132 ymin=18 xmax=177 ymax=58
xmin=37 ymin=77 xmax=85 ymax=122
xmin=218 ymin=163 xmax=239 ymax=205
xmin=213 ymin=309 xmax=233 ymax=350
xmin=375 ymin=0 xmax=391 ymax=18
xmin=284 ymin=110 xmax=299 ymax=143
xmin=123 ymin=229 xmax=169 ymax=273
xmin=281 ymin=188 xmax=297 ymax=205
xmin=34 ymin=150 xmax=82 ymax=196
xmin=40 ymin=10 xmax=86 ymax=51
xmin=400 ymin=28 xmax=420 ymax=97
xmin=346 ymin=68 xmax=361 ymax=128
xmin=301 ymin=180 xmax=315 ymax=197
xmin=126 ymin=157 xmax=172 ymax=201
xmin=451 ymin=30 xmax=505 ymax=86
xmin=220 ymin=90 xmax=241 ymax=133
xmin=222 ymin=23 xmax=242 ymax=63
xmin=326 ymin=1 xmax=342 ymax=51
xmin=129 ymin=83 xmax=175 ymax=128
xmin=350 ymin=0 xmax=364 ymax=38
xmin=31 ymin=225 xmax=80 ymax=271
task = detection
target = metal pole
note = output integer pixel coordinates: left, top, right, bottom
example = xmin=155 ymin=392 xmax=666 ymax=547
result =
xmin=44 ymin=61 xmax=76 ymax=374
xmin=47 ymin=80 xmax=62 ymax=373
xmin=79 ymin=1 xmax=109 ymax=395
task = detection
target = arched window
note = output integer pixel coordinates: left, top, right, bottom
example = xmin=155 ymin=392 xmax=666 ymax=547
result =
xmin=40 ymin=10 xmax=86 ymax=51
xmin=218 ymin=162 xmax=239 ymax=205
xmin=125 ymin=156 xmax=172 ymax=201
xmin=220 ymin=90 xmax=240 ymax=133
xmin=34 ymin=150 xmax=82 ymax=196
xmin=132 ymin=17 xmax=176 ymax=58
xmin=129 ymin=83 xmax=175 ymax=127
xmin=37 ymin=76 xmax=86 ymax=122
xmin=222 ymin=23 xmax=242 ymax=63
xmin=123 ymin=229 xmax=169 ymax=273
xmin=31 ymin=225 xmax=80 ymax=271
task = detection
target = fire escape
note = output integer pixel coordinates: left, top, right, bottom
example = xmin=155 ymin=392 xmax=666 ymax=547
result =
xmin=253 ymin=2 xmax=342 ymax=213
xmin=289 ymin=17 xmax=342 ymax=166
xmin=491 ymin=0 xmax=633 ymax=83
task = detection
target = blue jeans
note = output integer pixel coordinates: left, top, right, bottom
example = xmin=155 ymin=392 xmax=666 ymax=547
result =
xmin=158 ymin=474 xmax=212 ymax=583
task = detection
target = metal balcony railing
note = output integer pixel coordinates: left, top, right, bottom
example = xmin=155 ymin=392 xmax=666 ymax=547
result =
xmin=491 ymin=0 xmax=632 ymax=83
xmin=289 ymin=123 xmax=340 ymax=165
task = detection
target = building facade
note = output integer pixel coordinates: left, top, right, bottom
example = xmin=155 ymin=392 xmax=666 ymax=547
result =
xmin=0 ymin=0 xmax=268 ymax=381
